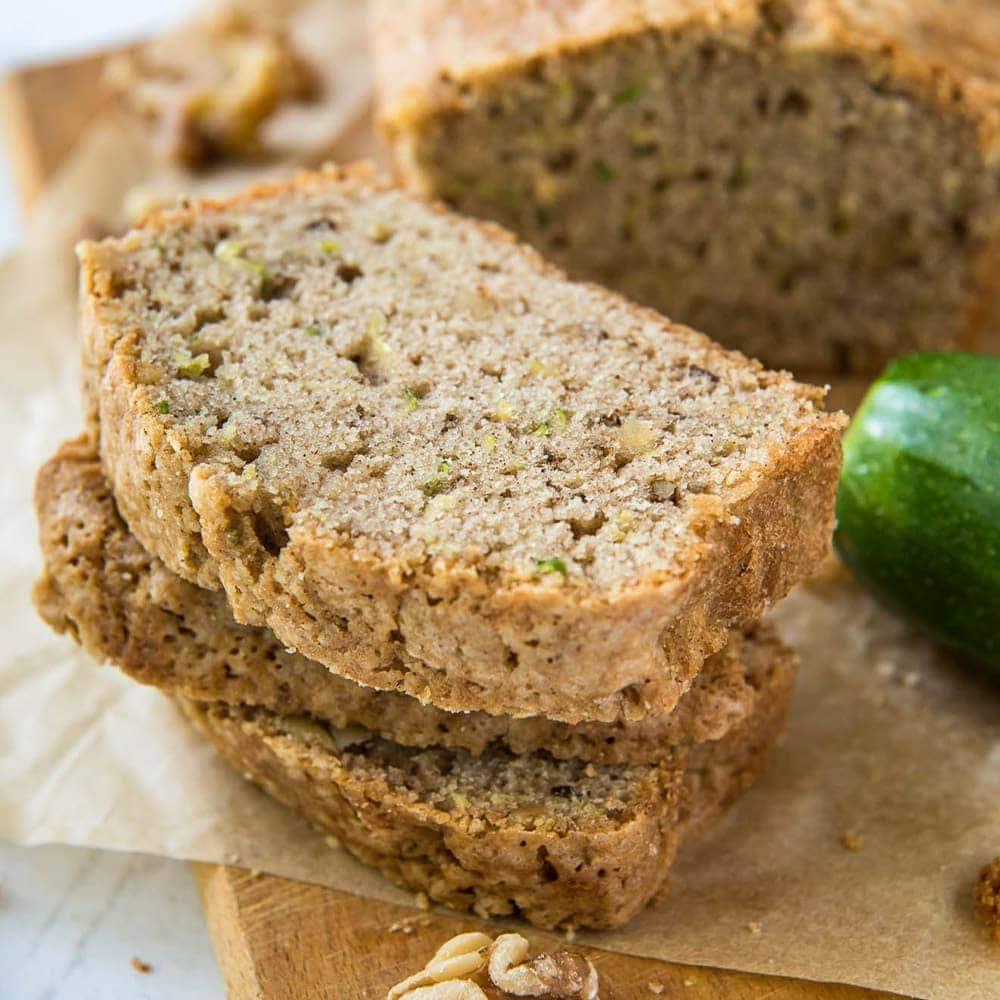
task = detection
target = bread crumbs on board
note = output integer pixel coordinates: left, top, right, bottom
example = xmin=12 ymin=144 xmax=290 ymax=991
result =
xmin=975 ymin=857 xmax=1000 ymax=944
xmin=842 ymin=831 xmax=864 ymax=852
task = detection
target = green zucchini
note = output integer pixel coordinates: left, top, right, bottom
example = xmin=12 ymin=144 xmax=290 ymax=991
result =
xmin=835 ymin=352 xmax=1000 ymax=673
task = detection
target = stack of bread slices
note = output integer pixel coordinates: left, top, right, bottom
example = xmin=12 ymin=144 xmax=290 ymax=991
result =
xmin=34 ymin=165 xmax=844 ymax=930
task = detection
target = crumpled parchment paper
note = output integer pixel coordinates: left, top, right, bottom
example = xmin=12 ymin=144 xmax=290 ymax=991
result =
xmin=0 ymin=5 xmax=997 ymax=997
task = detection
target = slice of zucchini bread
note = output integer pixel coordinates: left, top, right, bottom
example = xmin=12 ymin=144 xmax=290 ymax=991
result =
xmin=78 ymin=164 xmax=842 ymax=723
xmin=33 ymin=437 xmax=795 ymax=766
xmin=178 ymin=644 xmax=793 ymax=930
xmin=374 ymin=0 xmax=1000 ymax=373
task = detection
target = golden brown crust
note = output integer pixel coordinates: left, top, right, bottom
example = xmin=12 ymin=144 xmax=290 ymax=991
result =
xmin=178 ymin=656 xmax=793 ymax=930
xmin=374 ymin=0 xmax=1000 ymax=151
xmin=78 ymin=164 xmax=842 ymax=723
xmin=33 ymin=436 xmax=795 ymax=765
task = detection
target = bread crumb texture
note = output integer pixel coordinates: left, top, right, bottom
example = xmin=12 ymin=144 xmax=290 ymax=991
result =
xmin=375 ymin=0 xmax=1000 ymax=373
xmin=33 ymin=436 xmax=796 ymax=764
xmin=80 ymin=165 xmax=841 ymax=721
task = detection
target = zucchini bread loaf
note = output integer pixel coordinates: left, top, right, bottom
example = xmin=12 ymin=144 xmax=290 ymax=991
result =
xmin=34 ymin=437 xmax=793 ymax=765
xmin=79 ymin=164 xmax=842 ymax=723
xmin=179 ymin=648 xmax=794 ymax=930
xmin=374 ymin=0 xmax=1000 ymax=373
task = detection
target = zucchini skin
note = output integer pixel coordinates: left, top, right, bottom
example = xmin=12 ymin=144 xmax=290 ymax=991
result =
xmin=835 ymin=352 xmax=1000 ymax=673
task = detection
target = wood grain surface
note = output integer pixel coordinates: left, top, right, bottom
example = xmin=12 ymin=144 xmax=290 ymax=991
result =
xmin=2 ymin=44 xmax=896 ymax=1000
xmin=193 ymin=865 xmax=903 ymax=1000
xmin=0 ymin=52 xmax=111 ymax=207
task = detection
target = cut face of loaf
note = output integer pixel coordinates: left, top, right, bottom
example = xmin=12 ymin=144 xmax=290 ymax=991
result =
xmin=78 ymin=164 xmax=842 ymax=722
xmin=375 ymin=0 xmax=1000 ymax=373
xmin=179 ymin=640 xmax=794 ymax=930
xmin=33 ymin=437 xmax=796 ymax=765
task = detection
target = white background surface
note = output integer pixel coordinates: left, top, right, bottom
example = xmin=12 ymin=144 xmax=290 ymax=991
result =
xmin=1 ymin=4 xmax=224 ymax=998
xmin=0 ymin=0 xmax=202 ymax=255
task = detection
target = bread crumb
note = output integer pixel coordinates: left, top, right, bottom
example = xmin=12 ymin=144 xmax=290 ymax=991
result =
xmin=875 ymin=658 xmax=896 ymax=680
xmin=414 ymin=891 xmax=431 ymax=910
xmin=975 ymin=856 xmax=1000 ymax=944
xmin=648 ymin=983 xmax=664 ymax=994
xmin=390 ymin=915 xmax=432 ymax=935
xmin=323 ymin=834 xmax=341 ymax=849
xmin=563 ymin=925 xmax=577 ymax=941
xmin=684 ymin=979 xmax=694 ymax=987
xmin=842 ymin=831 xmax=864 ymax=852
xmin=131 ymin=956 xmax=153 ymax=974
xmin=746 ymin=921 xmax=762 ymax=935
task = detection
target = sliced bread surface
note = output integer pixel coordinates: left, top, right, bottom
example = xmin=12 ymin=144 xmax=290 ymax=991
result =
xmin=178 ymin=643 xmax=794 ymax=930
xmin=79 ymin=164 xmax=842 ymax=722
xmin=374 ymin=0 xmax=1000 ymax=373
xmin=33 ymin=437 xmax=794 ymax=764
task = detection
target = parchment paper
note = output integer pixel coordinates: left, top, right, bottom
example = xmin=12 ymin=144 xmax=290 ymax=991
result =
xmin=0 ymin=9 xmax=998 ymax=999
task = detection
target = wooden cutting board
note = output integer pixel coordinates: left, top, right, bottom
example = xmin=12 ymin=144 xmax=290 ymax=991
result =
xmin=2 ymin=48 xmax=895 ymax=1000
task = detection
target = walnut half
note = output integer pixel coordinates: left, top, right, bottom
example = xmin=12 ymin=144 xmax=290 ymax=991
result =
xmin=386 ymin=931 xmax=599 ymax=1000
xmin=387 ymin=933 xmax=490 ymax=1000
xmin=487 ymin=934 xmax=599 ymax=999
